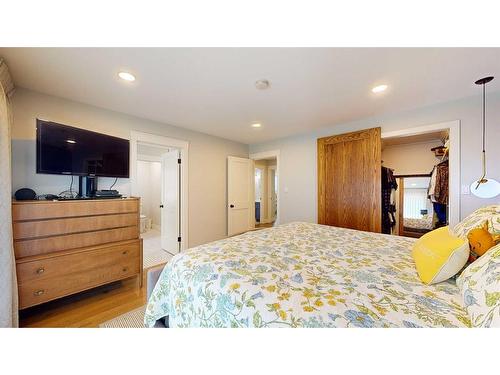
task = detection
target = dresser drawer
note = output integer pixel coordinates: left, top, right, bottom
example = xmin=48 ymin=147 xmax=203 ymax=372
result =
xmin=17 ymin=242 xmax=141 ymax=309
xmin=16 ymin=240 xmax=141 ymax=284
xmin=13 ymin=213 xmax=138 ymax=240
xmin=15 ymin=226 xmax=139 ymax=258
xmin=13 ymin=199 xmax=139 ymax=221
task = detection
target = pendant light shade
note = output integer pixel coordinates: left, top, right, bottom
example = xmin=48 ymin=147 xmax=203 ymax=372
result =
xmin=470 ymin=76 xmax=500 ymax=199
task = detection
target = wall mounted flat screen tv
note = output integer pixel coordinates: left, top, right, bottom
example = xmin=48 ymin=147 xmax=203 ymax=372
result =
xmin=36 ymin=119 xmax=130 ymax=178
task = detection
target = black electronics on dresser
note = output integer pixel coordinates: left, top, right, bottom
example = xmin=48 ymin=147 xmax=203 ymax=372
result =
xmin=94 ymin=189 xmax=122 ymax=198
xmin=36 ymin=119 xmax=130 ymax=198
xmin=14 ymin=188 xmax=37 ymax=201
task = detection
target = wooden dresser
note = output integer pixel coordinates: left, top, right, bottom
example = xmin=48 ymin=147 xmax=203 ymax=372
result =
xmin=12 ymin=197 xmax=143 ymax=309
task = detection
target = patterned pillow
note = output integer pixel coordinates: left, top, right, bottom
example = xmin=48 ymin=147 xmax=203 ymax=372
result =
xmin=456 ymin=243 xmax=500 ymax=327
xmin=452 ymin=205 xmax=500 ymax=239
xmin=488 ymin=214 xmax=500 ymax=236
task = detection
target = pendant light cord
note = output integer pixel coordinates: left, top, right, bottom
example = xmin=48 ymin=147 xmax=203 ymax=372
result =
xmin=482 ymin=83 xmax=486 ymax=154
xmin=477 ymin=80 xmax=488 ymax=188
xmin=473 ymin=76 xmax=495 ymax=192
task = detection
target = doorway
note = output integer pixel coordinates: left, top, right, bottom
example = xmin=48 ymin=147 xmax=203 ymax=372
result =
xmin=130 ymin=131 xmax=189 ymax=263
xmin=226 ymin=150 xmax=280 ymax=236
xmin=381 ymin=120 xmax=460 ymax=237
xmin=253 ymin=158 xmax=277 ymax=228
xmin=254 ymin=166 xmax=264 ymax=224
xmin=382 ymin=120 xmax=460 ymax=229
xmin=250 ymin=150 xmax=279 ymax=229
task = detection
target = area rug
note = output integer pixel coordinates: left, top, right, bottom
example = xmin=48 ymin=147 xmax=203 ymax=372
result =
xmin=143 ymin=250 xmax=172 ymax=270
xmin=99 ymin=306 xmax=146 ymax=328
xmin=142 ymin=229 xmax=174 ymax=269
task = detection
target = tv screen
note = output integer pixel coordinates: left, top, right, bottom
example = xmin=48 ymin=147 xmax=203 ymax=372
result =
xmin=36 ymin=120 xmax=130 ymax=178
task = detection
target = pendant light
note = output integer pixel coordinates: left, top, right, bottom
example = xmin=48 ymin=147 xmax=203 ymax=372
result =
xmin=470 ymin=76 xmax=500 ymax=198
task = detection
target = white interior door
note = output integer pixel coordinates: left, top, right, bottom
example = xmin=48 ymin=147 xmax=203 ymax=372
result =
xmin=268 ymin=166 xmax=277 ymax=222
xmin=161 ymin=150 xmax=180 ymax=253
xmin=227 ymin=156 xmax=254 ymax=236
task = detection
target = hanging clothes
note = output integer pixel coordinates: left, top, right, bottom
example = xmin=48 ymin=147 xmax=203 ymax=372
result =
xmin=428 ymin=160 xmax=449 ymax=204
xmin=428 ymin=160 xmax=449 ymax=226
xmin=433 ymin=202 xmax=447 ymax=226
xmin=381 ymin=166 xmax=398 ymax=234
xmin=434 ymin=160 xmax=449 ymax=205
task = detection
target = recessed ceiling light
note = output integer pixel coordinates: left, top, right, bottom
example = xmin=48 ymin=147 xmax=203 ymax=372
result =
xmin=255 ymin=79 xmax=270 ymax=90
xmin=66 ymin=139 xmax=76 ymax=144
xmin=372 ymin=84 xmax=388 ymax=93
xmin=251 ymin=123 xmax=262 ymax=128
xmin=118 ymin=71 xmax=136 ymax=82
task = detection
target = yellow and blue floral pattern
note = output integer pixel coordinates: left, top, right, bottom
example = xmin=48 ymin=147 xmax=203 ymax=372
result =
xmin=457 ymin=243 xmax=500 ymax=327
xmin=145 ymin=222 xmax=470 ymax=328
xmin=452 ymin=205 xmax=500 ymax=239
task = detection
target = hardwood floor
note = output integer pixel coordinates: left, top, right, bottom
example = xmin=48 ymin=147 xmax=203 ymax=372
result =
xmin=19 ymin=274 xmax=146 ymax=328
xmin=255 ymin=221 xmax=275 ymax=229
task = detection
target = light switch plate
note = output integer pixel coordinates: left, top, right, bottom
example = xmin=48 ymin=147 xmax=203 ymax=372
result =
xmin=461 ymin=184 xmax=470 ymax=195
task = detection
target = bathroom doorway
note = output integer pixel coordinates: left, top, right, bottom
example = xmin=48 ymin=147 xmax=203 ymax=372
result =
xmin=130 ymin=131 xmax=189 ymax=265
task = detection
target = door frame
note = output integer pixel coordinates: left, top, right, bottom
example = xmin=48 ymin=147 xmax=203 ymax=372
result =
xmin=249 ymin=150 xmax=280 ymax=225
xmin=254 ymin=165 xmax=265 ymax=223
xmin=267 ymin=165 xmax=277 ymax=223
xmin=381 ymin=120 xmax=460 ymax=226
xmin=130 ymin=130 xmax=189 ymax=251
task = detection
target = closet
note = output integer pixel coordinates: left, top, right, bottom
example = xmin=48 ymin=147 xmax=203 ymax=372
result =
xmin=382 ymin=131 xmax=449 ymax=238
xmin=318 ymin=126 xmax=450 ymax=238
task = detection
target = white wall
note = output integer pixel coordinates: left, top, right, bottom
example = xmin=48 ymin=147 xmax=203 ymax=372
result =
xmin=136 ymin=159 xmax=161 ymax=227
xmin=382 ymin=140 xmax=443 ymax=176
xmin=137 ymin=160 xmax=150 ymax=216
xmin=150 ymin=162 xmax=162 ymax=227
xmin=250 ymin=92 xmax=500 ymax=224
xmin=11 ymin=88 xmax=249 ymax=247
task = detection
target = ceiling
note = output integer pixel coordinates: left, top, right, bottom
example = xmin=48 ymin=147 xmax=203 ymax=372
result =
xmin=1 ymin=48 xmax=499 ymax=145
xmin=382 ymin=130 xmax=447 ymax=149
xmin=404 ymin=177 xmax=431 ymax=189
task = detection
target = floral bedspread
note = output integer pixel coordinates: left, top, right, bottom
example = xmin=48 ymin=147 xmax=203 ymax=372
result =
xmin=144 ymin=222 xmax=469 ymax=328
xmin=404 ymin=217 xmax=434 ymax=230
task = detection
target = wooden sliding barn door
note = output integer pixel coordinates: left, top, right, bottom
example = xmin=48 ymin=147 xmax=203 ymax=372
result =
xmin=318 ymin=127 xmax=382 ymax=232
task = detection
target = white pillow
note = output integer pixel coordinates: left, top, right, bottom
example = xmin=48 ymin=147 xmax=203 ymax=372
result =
xmin=457 ymin=243 xmax=500 ymax=327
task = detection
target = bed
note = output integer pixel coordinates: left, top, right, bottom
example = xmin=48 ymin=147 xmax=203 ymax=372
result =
xmin=144 ymin=222 xmax=470 ymax=328
xmin=403 ymin=217 xmax=434 ymax=234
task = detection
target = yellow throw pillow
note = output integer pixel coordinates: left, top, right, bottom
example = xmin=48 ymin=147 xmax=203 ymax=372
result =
xmin=412 ymin=226 xmax=469 ymax=285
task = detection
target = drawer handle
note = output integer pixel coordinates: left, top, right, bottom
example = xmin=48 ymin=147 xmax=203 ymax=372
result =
xmin=36 ymin=267 xmax=45 ymax=275
xmin=122 ymin=250 xmax=128 ymax=255
xmin=34 ymin=289 xmax=45 ymax=296
xmin=122 ymin=267 xmax=128 ymax=272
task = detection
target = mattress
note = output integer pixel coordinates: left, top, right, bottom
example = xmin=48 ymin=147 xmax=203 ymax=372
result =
xmin=144 ymin=222 xmax=469 ymax=328
xmin=403 ymin=217 xmax=434 ymax=230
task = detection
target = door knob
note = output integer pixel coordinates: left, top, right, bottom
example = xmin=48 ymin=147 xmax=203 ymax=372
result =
xmin=230 ymin=204 xmax=234 ymax=208
xmin=160 ymin=204 xmax=164 ymax=208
